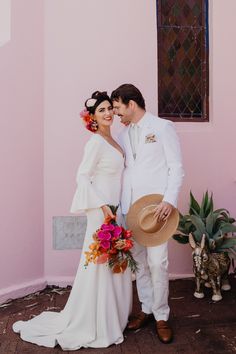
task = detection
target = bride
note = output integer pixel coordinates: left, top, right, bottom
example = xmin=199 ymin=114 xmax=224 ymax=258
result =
xmin=13 ymin=91 xmax=132 ymax=350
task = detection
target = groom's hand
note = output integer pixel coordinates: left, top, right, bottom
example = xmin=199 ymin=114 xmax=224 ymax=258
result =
xmin=153 ymin=201 xmax=173 ymax=222
xmin=101 ymin=205 xmax=115 ymax=220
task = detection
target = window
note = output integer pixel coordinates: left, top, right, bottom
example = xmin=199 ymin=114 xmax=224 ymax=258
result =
xmin=157 ymin=0 xmax=209 ymax=122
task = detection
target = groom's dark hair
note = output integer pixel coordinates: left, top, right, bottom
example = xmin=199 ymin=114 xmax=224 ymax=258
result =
xmin=111 ymin=84 xmax=146 ymax=110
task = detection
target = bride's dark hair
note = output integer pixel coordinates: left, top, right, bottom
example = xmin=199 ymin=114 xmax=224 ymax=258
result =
xmin=80 ymin=91 xmax=113 ymax=133
xmin=85 ymin=91 xmax=112 ymax=115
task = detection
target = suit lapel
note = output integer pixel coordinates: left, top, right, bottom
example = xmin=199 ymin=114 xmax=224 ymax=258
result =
xmin=135 ymin=113 xmax=152 ymax=159
xmin=123 ymin=127 xmax=134 ymax=161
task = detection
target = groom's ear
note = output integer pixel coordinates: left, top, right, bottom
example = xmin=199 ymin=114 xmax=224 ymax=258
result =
xmin=128 ymin=100 xmax=136 ymax=110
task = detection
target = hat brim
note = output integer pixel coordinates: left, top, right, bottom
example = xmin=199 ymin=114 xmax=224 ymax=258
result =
xmin=126 ymin=194 xmax=179 ymax=247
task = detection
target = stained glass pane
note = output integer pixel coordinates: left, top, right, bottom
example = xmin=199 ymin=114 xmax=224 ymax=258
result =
xmin=157 ymin=0 xmax=209 ymax=121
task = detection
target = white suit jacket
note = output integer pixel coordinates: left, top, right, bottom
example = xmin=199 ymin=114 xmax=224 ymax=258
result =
xmin=118 ymin=112 xmax=184 ymax=214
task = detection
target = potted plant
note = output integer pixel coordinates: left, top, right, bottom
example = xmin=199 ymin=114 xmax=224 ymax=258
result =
xmin=173 ymin=191 xmax=236 ymax=300
xmin=173 ymin=191 xmax=236 ymax=251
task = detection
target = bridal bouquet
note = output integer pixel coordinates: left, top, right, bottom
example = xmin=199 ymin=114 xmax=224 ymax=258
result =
xmin=84 ymin=206 xmax=138 ymax=273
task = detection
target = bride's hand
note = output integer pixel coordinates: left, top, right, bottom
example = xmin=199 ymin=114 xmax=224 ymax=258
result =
xmin=101 ymin=205 xmax=115 ymax=219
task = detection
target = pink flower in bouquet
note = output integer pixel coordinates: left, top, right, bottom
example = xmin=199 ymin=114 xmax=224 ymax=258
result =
xmin=101 ymin=223 xmax=115 ymax=232
xmin=100 ymin=240 xmax=110 ymax=250
xmin=84 ymin=205 xmax=138 ymax=273
xmin=113 ymin=226 xmax=123 ymax=239
xmin=97 ymin=230 xmax=111 ymax=241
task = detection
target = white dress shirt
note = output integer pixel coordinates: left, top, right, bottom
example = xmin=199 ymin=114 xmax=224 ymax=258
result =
xmin=128 ymin=116 xmax=145 ymax=159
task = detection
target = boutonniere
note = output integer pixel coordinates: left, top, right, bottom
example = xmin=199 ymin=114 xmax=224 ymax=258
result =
xmin=145 ymin=133 xmax=157 ymax=143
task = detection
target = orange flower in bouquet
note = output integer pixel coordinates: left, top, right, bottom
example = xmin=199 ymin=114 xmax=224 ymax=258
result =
xmin=84 ymin=206 xmax=138 ymax=273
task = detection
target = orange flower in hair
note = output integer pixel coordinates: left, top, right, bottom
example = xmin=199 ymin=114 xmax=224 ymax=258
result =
xmin=80 ymin=109 xmax=98 ymax=133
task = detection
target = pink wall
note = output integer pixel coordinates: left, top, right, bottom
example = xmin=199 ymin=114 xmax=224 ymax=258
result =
xmin=44 ymin=0 xmax=159 ymax=281
xmin=44 ymin=0 xmax=236 ymax=281
xmin=1 ymin=0 xmax=236 ymax=300
xmin=0 ymin=0 xmax=44 ymax=301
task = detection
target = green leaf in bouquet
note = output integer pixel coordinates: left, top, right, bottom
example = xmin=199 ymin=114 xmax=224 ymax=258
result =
xmin=108 ymin=205 xmax=119 ymax=215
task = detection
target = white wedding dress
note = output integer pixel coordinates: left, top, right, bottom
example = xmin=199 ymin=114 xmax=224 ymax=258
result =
xmin=13 ymin=134 xmax=132 ymax=350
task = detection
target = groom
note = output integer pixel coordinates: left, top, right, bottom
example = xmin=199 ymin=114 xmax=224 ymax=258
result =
xmin=111 ymin=84 xmax=184 ymax=344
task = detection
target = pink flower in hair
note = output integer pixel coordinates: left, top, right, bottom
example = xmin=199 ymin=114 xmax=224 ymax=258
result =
xmin=80 ymin=108 xmax=98 ymax=133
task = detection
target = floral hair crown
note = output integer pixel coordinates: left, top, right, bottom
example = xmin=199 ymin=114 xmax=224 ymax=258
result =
xmin=86 ymin=98 xmax=97 ymax=108
xmin=80 ymin=108 xmax=98 ymax=133
xmin=80 ymin=91 xmax=111 ymax=133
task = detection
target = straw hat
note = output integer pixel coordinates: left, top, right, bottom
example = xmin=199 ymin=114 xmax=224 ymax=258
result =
xmin=126 ymin=194 xmax=179 ymax=247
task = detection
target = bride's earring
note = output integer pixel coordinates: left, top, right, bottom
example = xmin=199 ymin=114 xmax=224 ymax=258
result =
xmin=90 ymin=116 xmax=98 ymax=131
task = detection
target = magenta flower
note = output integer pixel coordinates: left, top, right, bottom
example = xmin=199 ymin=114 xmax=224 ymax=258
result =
xmin=100 ymin=240 xmax=110 ymax=250
xmin=97 ymin=230 xmax=111 ymax=241
xmin=101 ymin=223 xmax=115 ymax=231
xmin=113 ymin=226 xmax=123 ymax=239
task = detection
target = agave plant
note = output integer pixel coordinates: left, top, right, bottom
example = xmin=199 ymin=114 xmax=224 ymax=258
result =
xmin=173 ymin=191 xmax=236 ymax=252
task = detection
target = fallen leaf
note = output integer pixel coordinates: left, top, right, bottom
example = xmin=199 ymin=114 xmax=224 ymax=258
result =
xmin=25 ymin=302 xmax=38 ymax=308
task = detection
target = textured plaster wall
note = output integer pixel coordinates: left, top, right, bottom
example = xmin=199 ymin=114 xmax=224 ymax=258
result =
xmin=0 ymin=0 xmax=44 ymax=302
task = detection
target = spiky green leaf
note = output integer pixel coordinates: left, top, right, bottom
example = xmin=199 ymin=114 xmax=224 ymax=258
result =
xmin=192 ymin=230 xmax=204 ymax=243
xmin=200 ymin=191 xmax=209 ymax=218
xmin=189 ymin=191 xmax=200 ymax=215
xmin=206 ymin=212 xmax=214 ymax=235
xmin=188 ymin=215 xmax=207 ymax=236
xmin=205 ymin=193 xmax=214 ymax=215
xmin=214 ymin=235 xmax=224 ymax=249
xmin=218 ymin=237 xmax=236 ymax=250
xmin=212 ymin=223 xmax=236 ymax=239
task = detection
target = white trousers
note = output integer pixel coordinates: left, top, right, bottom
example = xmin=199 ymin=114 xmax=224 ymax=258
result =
xmin=131 ymin=239 xmax=170 ymax=321
xmin=123 ymin=190 xmax=170 ymax=321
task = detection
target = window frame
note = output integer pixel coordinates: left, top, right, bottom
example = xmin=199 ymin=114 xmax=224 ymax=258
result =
xmin=157 ymin=0 xmax=209 ymax=122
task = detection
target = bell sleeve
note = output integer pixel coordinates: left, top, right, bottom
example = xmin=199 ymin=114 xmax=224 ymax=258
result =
xmin=70 ymin=137 xmax=106 ymax=213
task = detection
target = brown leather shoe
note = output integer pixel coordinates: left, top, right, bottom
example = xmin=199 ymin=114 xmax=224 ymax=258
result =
xmin=156 ymin=320 xmax=173 ymax=343
xmin=127 ymin=311 xmax=153 ymax=330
